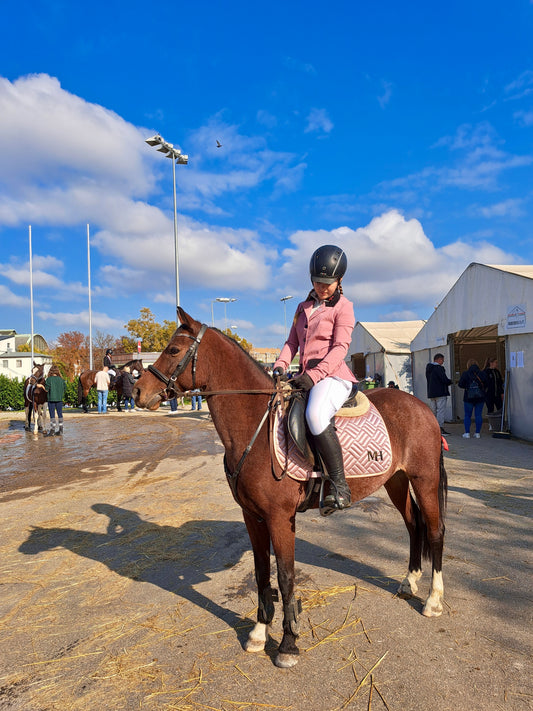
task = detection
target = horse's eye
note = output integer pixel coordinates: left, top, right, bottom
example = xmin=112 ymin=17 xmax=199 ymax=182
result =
xmin=168 ymin=346 xmax=180 ymax=356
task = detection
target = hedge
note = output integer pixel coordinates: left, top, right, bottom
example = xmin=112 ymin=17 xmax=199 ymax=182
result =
xmin=0 ymin=375 xmax=112 ymax=411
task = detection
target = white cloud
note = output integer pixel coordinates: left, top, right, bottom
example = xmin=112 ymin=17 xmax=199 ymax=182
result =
xmin=304 ymin=108 xmax=333 ymax=135
xmin=37 ymin=309 xmax=125 ymax=331
xmin=504 ymin=70 xmax=533 ymax=100
xmin=475 ymin=198 xmax=526 ymax=218
xmin=0 ymin=284 xmax=28 ymax=309
xmin=279 ymin=209 xmax=521 ymax=309
xmin=377 ymin=80 xmax=393 ymax=109
xmin=514 ymin=109 xmax=533 ymax=126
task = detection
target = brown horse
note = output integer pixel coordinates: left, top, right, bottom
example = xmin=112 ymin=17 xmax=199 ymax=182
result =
xmin=77 ymin=359 xmax=145 ymax=412
xmin=133 ymin=308 xmax=447 ymax=668
xmin=24 ymin=362 xmax=48 ymax=434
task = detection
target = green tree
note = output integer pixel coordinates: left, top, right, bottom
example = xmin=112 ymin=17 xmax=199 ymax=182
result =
xmin=124 ymin=308 xmax=177 ymax=351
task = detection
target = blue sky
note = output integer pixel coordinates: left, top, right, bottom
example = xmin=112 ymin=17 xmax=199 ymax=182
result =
xmin=1 ymin=0 xmax=532 ymax=349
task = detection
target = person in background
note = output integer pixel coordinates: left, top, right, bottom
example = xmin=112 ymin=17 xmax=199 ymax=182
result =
xmin=458 ymin=359 xmax=488 ymax=439
xmin=103 ymin=349 xmax=117 ymax=387
xmin=483 ymin=357 xmax=504 ymax=414
xmin=44 ymin=364 xmax=66 ymax=436
xmin=272 ymin=244 xmax=356 ymax=515
xmin=190 ymin=389 xmax=203 ymax=411
xmin=387 ymin=381 xmax=399 ymax=389
xmin=425 ymin=353 xmax=453 ymax=436
xmin=121 ymin=366 xmax=136 ymax=412
xmin=95 ymin=366 xmax=111 ymax=414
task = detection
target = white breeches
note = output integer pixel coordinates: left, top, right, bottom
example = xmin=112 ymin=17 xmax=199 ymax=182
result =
xmin=306 ymin=376 xmax=353 ymax=435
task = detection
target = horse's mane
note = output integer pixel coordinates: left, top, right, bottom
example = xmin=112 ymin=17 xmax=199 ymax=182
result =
xmin=210 ymin=327 xmax=273 ymax=384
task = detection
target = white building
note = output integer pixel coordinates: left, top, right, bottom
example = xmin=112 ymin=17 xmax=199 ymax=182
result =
xmin=411 ymin=263 xmax=533 ymax=441
xmin=347 ymin=321 xmax=425 ymax=393
xmin=0 ymin=331 xmax=52 ymax=380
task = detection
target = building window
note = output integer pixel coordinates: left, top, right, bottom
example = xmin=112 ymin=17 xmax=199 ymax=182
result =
xmin=16 ymin=360 xmax=22 ymax=368
xmin=2 ymin=360 xmax=7 ymax=368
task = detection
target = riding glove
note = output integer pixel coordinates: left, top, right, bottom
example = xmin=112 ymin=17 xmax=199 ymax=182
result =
xmin=290 ymin=372 xmax=314 ymax=391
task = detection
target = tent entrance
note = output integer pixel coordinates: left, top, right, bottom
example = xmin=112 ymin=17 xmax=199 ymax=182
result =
xmin=449 ymin=324 xmax=506 ymax=420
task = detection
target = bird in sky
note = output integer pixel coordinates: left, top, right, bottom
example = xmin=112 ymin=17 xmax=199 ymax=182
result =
xmin=216 ymin=140 xmax=222 ymax=148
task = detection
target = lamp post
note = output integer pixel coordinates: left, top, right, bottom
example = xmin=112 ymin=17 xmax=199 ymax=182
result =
xmin=145 ymin=134 xmax=188 ymax=314
xmin=280 ymin=295 xmax=293 ymax=340
xmin=215 ymin=297 xmax=237 ymax=332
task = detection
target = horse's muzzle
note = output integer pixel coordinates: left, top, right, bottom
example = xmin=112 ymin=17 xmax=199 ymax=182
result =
xmin=132 ymin=386 xmax=163 ymax=411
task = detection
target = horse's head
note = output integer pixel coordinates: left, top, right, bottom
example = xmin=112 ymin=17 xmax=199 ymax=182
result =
xmin=30 ymin=362 xmax=46 ymax=383
xmin=133 ymin=309 xmax=207 ymax=410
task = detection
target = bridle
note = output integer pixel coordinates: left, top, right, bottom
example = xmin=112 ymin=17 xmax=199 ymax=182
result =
xmin=147 ymin=323 xmax=208 ymax=399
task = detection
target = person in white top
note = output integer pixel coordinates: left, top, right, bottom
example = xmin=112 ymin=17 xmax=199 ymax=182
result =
xmin=95 ymin=366 xmax=111 ymax=414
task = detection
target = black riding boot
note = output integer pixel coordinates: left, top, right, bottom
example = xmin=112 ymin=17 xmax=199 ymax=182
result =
xmin=314 ymin=423 xmax=351 ymax=515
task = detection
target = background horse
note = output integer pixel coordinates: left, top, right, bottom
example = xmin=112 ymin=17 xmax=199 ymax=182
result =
xmin=133 ymin=309 xmax=447 ymax=669
xmin=77 ymin=359 xmax=144 ymax=413
xmin=24 ymin=363 xmax=48 ymax=434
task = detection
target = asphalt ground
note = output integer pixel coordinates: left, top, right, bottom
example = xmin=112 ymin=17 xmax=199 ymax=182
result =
xmin=0 ymin=406 xmax=531 ymax=710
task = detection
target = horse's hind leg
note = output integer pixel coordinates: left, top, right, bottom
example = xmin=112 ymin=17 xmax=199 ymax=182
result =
xmin=384 ymin=471 xmax=423 ymax=597
xmin=408 ymin=453 xmax=447 ymax=617
xmin=243 ymin=513 xmax=274 ymax=654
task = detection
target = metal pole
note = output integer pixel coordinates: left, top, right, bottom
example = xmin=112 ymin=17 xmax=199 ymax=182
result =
xmin=29 ymin=226 xmax=34 ymax=367
xmin=172 ymin=156 xmax=180 ymax=311
xmin=211 ymin=301 xmax=215 ymax=326
xmin=224 ymin=302 xmax=228 ymax=332
xmin=87 ymin=224 xmax=93 ymax=369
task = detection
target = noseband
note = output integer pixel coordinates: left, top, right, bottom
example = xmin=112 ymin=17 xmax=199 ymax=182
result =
xmin=147 ymin=324 xmax=208 ymax=398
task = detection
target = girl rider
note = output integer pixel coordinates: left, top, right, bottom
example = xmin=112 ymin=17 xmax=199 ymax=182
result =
xmin=273 ymin=245 xmax=357 ymax=515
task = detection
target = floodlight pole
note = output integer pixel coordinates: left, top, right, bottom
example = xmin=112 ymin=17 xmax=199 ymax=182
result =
xmin=145 ymin=134 xmax=188 ymax=317
xmin=215 ymin=297 xmax=237 ymax=332
xmin=87 ymin=224 xmax=93 ymax=369
xmin=29 ymin=226 xmax=34 ymax=367
xmin=280 ymin=295 xmax=293 ymax=341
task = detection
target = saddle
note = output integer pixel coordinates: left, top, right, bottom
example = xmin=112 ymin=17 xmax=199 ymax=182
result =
xmin=269 ymin=385 xmax=392 ymax=512
xmin=286 ymin=383 xmax=366 ymax=468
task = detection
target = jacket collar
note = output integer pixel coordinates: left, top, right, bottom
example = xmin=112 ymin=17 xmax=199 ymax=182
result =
xmin=307 ymin=288 xmax=341 ymax=308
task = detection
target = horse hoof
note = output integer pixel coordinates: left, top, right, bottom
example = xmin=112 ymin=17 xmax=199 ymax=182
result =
xmin=245 ymin=639 xmax=266 ymax=654
xmin=274 ymin=653 xmax=299 ymax=668
xmin=422 ymin=600 xmax=443 ymax=617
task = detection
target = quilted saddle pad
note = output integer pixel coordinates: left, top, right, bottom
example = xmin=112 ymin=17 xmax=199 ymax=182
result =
xmin=273 ymin=401 xmax=392 ymax=482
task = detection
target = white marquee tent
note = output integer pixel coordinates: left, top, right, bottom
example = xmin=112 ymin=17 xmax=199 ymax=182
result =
xmin=347 ymin=321 xmax=425 ymax=393
xmin=411 ymin=263 xmax=533 ymax=440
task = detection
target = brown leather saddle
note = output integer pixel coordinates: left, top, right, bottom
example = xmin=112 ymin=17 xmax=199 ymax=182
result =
xmin=287 ymin=383 xmax=360 ymax=469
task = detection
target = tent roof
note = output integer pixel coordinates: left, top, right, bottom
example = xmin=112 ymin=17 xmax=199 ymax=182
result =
xmin=356 ymin=321 xmax=425 ymax=353
xmin=485 ymin=264 xmax=533 ymax=279
xmin=411 ymin=263 xmax=533 ymax=350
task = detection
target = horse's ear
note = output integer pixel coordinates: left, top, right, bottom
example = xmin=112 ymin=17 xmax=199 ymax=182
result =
xmin=177 ymin=307 xmax=201 ymax=333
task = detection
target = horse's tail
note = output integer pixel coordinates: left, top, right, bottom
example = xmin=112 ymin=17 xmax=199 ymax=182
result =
xmin=418 ymin=448 xmax=448 ymax=562
xmin=77 ymin=376 xmax=83 ymax=406
xmin=438 ymin=447 xmax=448 ymax=528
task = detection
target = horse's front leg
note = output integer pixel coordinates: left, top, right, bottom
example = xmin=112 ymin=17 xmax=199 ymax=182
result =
xmin=24 ymin=405 xmax=31 ymax=431
xmin=243 ymin=512 xmax=274 ymax=654
xmin=271 ymin=517 xmax=300 ymax=668
xmin=32 ymin=404 xmax=39 ymax=435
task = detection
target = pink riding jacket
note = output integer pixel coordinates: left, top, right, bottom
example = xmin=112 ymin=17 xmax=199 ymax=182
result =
xmin=274 ymin=293 xmax=357 ymax=385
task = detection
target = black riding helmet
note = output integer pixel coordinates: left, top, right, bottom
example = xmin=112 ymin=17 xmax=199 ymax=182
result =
xmin=106 ymin=349 xmax=113 ymax=355
xmin=309 ymin=245 xmax=347 ymax=284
